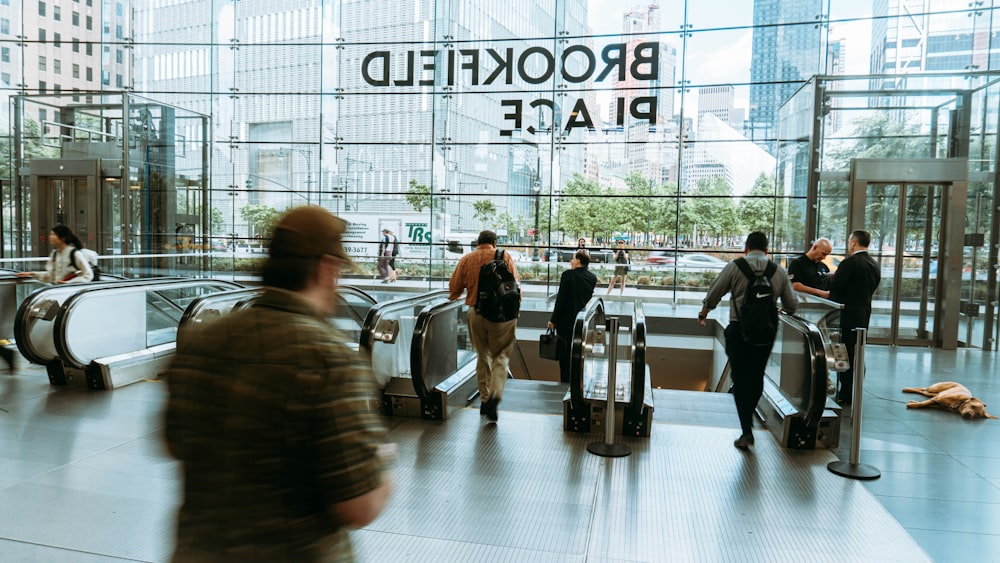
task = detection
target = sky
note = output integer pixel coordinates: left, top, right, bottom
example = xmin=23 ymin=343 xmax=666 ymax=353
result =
xmin=585 ymin=0 xmax=874 ymax=116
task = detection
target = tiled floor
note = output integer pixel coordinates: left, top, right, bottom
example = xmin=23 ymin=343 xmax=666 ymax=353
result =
xmin=837 ymin=346 xmax=1000 ymax=562
xmin=0 ymin=341 xmax=997 ymax=562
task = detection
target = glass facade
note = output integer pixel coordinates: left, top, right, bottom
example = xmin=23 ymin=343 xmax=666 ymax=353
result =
xmin=2 ymin=0 xmax=1000 ymax=345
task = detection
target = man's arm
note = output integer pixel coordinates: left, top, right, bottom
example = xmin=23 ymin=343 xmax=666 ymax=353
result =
xmin=698 ymin=262 xmax=736 ymax=325
xmin=332 ymin=455 xmax=394 ymax=528
xmin=777 ymin=268 xmax=799 ymax=314
xmin=792 ymin=280 xmax=830 ymax=298
xmin=448 ymin=257 xmax=466 ymax=300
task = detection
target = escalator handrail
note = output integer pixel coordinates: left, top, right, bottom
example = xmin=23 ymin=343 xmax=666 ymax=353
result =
xmin=569 ymin=296 xmax=605 ymax=412
xmin=358 ymin=289 xmax=450 ymax=359
xmin=776 ymin=310 xmax=830 ymax=428
xmin=179 ymin=287 xmax=263 ymax=330
xmin=410 ymin=298 xmax=468 ymax=400
xmin=624 ymin=301 xmax=647 ymax=418
xmin=13 ymin=277 xmax=186 ymax=365
xmin=54 ymin=278 xmax=244 ymax=369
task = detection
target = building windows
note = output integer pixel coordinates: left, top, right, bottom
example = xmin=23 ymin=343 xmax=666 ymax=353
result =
xmin=116 ymin=49 xmax=123 ymax=64
xmin=1 ymin=73 xmax=10 ymax=87
xmin=72 ymin=63 xmax=79 ymax=78
xmin=86 ymin=67 xmax=93 ymax=81
xmin=115 ymin=73 xmax=122 ymax=87
xmin=86 ymin=16 xmax=93 ymax=31
xmin=102 ymin=70 xmax=109 ymax=85
xmin=72 ymin=38 xmax=80 ymax=52
xmin=86 ymin=43 xmax=93 ymax=56
xmin=54 ymin=6 xmax=61 ymax=21
xmin=1 ymin=47 xmax=9 ymax=63
xmin=54 ymin=59 xmax=61 ymax=74
xmin=39 ymin=29 xmax=47 ymax=43
xmin=54 ymin=32 xmax=61 ymax=46
xmin=1 ymin=19 xmax=9 ymax=35
xmin=39 ymin=81 xmax=47 ymax=93
xmin=53 ymin=83 xmax=61 ymax=94
xmin=72 ymin=12 xmax=79 ymax=26
xmin=38 ymin=1 xmax=46 ymax=17
xmin=39 ymin=56 xmax=47 ymax=71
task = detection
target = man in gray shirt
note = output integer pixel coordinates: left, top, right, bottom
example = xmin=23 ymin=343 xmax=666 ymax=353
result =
xmin=697 ymin=231 xmax=798 ymax=450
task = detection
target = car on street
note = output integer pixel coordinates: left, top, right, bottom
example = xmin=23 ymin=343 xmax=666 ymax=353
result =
xmin=675 ymin=253 xmax=727 ymax=270
xmin=647 ymin=250 xmax=678 ymax=265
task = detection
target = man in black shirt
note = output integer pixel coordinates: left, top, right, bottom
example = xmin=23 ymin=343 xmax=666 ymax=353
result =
xmin=548 ymin=251 xmax=597 ymax=383
xmin=787 ymin=238 xmax=832 ymax=298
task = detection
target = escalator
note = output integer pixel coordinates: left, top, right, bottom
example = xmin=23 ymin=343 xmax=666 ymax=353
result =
xmin=15 ymin=278 xmax=242 ymax=388
xmin=563 ymin=298 xmax=654 ymax=437
xmin=180 ymin=285 xmax=378 ymax=350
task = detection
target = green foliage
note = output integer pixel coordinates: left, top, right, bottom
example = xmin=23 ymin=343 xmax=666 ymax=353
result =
xmin=472 ymin=199 xmax=496 ymax=223
xmin=739 ymin=174 xmax=776 ymax=233
xmin=240 ymin=203 xmax=282 ymax=239
xmin=210 ymin=207 xmax=225 ymax=234
xmin=0 ymin=118 xmax=58 ymax=179
xmin=405 ymin=179 xmax=431 ymax=212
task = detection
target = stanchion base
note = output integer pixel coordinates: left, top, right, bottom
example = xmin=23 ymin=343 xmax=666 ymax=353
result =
xmin=828 ymin=460 xmax=881 ymax=480
xmin=587 ymin=441 xmax=631 ymax=457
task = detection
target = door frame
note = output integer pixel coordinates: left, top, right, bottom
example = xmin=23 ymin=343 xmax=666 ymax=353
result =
xmin=847 ymin=158 xmax=968 ymax=349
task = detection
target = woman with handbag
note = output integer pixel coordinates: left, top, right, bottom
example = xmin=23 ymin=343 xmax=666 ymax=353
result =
xmin=547 ymin=250 xmax=597 ymax=383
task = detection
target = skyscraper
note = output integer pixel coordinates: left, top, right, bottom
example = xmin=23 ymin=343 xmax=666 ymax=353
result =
xmin=748 ymin=0 xmax=825 ymax=153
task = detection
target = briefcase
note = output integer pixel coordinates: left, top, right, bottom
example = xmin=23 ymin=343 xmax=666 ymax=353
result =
xmin=539 ymin=328 xmax=559 ymax=361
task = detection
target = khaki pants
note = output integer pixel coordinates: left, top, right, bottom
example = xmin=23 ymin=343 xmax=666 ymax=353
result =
xmin=467 ymin=308 xmax=517 ymax=403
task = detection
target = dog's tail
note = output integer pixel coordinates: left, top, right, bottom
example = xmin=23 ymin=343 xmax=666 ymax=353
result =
xmin=901 ymin=387 xmax=924 ymax=394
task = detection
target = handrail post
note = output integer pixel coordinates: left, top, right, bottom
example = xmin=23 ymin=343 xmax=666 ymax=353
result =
xmin=588 ymin=317 xmax=631 ymax=458
xmin=828 ymin=328 xmax=880 ymax=480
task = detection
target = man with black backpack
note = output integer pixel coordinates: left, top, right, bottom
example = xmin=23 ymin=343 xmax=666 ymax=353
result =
xmin=697 ymin=232 xmax=798 ymax=450
xmin=448 ymin=230 xmax=521 ymax=423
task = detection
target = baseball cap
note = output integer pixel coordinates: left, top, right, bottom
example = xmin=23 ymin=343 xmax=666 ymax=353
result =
xmin=269 ymin=206 xmax=357 ymax=270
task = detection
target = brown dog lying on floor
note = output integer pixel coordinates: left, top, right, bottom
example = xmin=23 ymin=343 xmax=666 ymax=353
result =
xmin=902 ymin=382 xmax=998 ymax=419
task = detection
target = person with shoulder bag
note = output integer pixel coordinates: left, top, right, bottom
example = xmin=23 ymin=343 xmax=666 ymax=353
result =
xmin=15 ymin=225 xmax=94 ymax=284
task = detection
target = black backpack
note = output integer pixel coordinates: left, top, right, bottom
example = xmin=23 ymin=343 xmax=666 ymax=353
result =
xmin=475 ymin=249 xmax=521 ymax=322
xmin=733 ymin=258 xmax=778 ymax=347
xmin=69 ymin=247 xmax=101 ymax=281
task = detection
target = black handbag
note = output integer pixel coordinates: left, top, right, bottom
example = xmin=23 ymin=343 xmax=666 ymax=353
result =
xmin=539 ymin=328 xmax=559 ymax=361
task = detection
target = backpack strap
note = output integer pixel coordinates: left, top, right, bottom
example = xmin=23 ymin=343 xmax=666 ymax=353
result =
xmin=69 ymin=247 xmax=80 ymax=270
xmin=734 ymin=257 xmax=777 ymax=280
xmin=734 ymin=257 xmax=754 ymax=280
xmin=495 ymin=249 xmax=504 ymax=261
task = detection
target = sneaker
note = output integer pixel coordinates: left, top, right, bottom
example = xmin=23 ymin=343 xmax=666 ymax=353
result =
xmin=479 ymin=402 xmax=487 ymax=416
xmin=733 ymin=433 xmax=754 ymax=450
xmin=485 ymin=398 xmax=499 ymax=422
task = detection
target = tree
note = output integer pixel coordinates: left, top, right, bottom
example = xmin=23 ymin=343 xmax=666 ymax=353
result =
xmin=559 ymin=173 xmax=608 ymax=241
xmin=739 ymin=173 xmax=777 ymax=233
xmin=683 ymin=177 xmax=740 ymax=245
xmin=210 ymin=207 xmax=225 ymax=234
xmin=240 ymin=203 xmax=282 ymax=240
xmin=472 ymin=199 xmax=496 ymax=224
xmin=405 ymin=179 xmax=431 ymax=212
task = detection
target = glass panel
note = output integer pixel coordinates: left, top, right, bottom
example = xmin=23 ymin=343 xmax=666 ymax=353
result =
xmin=864 ymin=184 xmax=899 ymax=341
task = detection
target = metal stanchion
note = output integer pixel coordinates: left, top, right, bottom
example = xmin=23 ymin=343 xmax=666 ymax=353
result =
xmin=828 ymin=328 xmax=880 ymax=480
xmin=588 ymin=317 xmax=631 ymax=458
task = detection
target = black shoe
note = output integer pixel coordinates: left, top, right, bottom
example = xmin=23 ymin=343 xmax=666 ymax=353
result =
xmin=485 ymin=398 xmax=499 ymax=422
xmin=733 ymin=433 xmax=754 ymax=450
xmin=480 ymin=402 xmax=487 ymax=416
